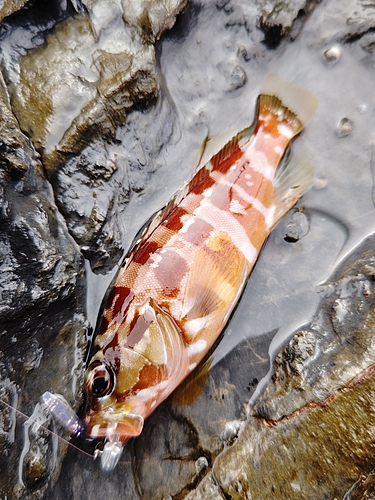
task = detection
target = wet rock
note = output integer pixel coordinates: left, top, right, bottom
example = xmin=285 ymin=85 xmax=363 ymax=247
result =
xmin=0 ymin=71 xmax=81 ymax=321
xmin=259 ymin=0 xmax=322 ymax=47
xmin=0 ymin=310 xmax=88 ymax=500
xmin=322 ymin=44 xmax=341 ymax=64
xmin=254 ymin=235 xmax=375 ymax=421
xmin=2 ymin=0 xmax=186 ymax=172
xmin=188 ymin=234 xmax=375 ymax=499
xmin=283 ymin=209 xmax=309 ymax=242
xmin=120 ymin=0 xmax=189 ymax=42
xmin=0 ymin=47 xmax=87 ymax=499
xmin=345 ymin=469 xmax=375 ymax=499
xmin=217 ymin=60 xmax=247 ymax=92
xmin=133 ymin=407 xmax=208 ymax=499
xmin=335 ymin=117 xmax=354 ymax=137
xmin=185 ymin=473 xmax=225 ymax=500
xmin=302 ymin=0 xmax=375 ymax=48
xmin=7 ymin=17 xmax=158 ymax=172
xmin=214 ymin=367 xmax=375 ymax=499
xmin=0 ymin=0 xmax=28 ymax=23
xmin=52 ymin=141 xmax=130 ymax=270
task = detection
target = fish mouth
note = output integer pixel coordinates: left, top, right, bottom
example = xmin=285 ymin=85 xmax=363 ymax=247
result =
xmin=84 ymin=410 xmax=144 ymax=441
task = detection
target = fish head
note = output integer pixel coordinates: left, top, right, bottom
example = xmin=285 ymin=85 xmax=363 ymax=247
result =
xmin=83 ymin=297 xmax=187 ymax=442
xmin=83 ymin=360 xmax=144 ymax=442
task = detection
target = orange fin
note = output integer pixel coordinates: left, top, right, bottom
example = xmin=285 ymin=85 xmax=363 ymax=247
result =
xmin=171 ymin=357 xmax=213 ymax=406
xmin=181 ymin=232 xmax=248 ymax=343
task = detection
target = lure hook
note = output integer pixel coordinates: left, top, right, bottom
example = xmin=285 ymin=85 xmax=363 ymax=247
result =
xmin=94 ymin=436 xmax=124 ymax=471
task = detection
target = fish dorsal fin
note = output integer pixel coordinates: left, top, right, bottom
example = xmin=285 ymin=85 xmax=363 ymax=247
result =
xmin=269 ymin=157 xmax=314 ymax=229
xmin=194 ymin=125 xmax=254 ymax=173
xmin=123 ymin=125 xmax=254 ymax=267
xmin=181 ymin=231 xmax=248 ymax=343
xmin=123 ymin=195 xmax=182 ymax=267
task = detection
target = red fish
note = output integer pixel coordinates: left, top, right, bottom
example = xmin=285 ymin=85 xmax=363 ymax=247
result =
xmin=82 ymin=74 xmax=317 ymax=469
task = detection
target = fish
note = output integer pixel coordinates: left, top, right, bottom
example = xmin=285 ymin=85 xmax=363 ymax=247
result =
xmin=43 ymin=73 xmax=317 ymax=470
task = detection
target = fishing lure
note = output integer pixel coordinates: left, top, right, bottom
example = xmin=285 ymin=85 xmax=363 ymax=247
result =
xmin=42 ymin=73 xmax=317 ymax=470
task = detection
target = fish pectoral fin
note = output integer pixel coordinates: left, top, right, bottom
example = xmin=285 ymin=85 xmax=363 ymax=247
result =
xmin=182 ymin=232 xmax=248 ymax=343
xmin=154 ymin=306 xmax=189 ymax=378
xmin=270 ymin=157 xmax=314 ymax=229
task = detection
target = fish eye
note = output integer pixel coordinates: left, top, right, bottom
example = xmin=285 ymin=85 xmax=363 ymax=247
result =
xmin=85 ymin=362 xmax=115 ymax=399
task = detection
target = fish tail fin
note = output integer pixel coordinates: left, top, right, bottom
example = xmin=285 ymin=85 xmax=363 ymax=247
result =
xmin=259 ymin=73 xmax=318 ymax=136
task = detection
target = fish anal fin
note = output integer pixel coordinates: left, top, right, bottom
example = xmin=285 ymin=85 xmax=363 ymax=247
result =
xmin=171 ymin=357 xmax=213 ymax=406
xmin=269 ymin=157 xmax=314 ymax=229
xmin=182 ymin=231 xmax=248 ymax=343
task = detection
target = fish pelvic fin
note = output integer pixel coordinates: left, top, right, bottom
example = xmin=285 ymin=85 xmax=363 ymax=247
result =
xmin=260 ymin=73 xmax=318 ymax=136
xmin=268 ymin=156 xmax=314 ymax=229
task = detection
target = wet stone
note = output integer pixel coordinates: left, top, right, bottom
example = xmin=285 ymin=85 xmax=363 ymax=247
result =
xmin=121 ymin=0 xmax=189 ymax=42
xmin=1 ymin=0 xmax=186 ymax=172
xmin=53 ymin=141 xmax=130 ymax=270
xmin=214 ymin=370 xmax=375 ymax=499
xmin=0 ymin=69 xmax=82 ymax=321
xmin=22 ymin=413 xmax=51 ymax=489
xmin=197 ymin=234 xmax=375 ymax=499
xmin=0 ymin=0 xmax=28 ymax=23
xmin=195 ymin=456 xmax=208 ymax=475
xmin=253 ymin=235 xmax=375 ymax=421
xmin=283 ymin=210 xmax=309 ymax=243
xmin=185 ymin=472 xmax=225 ymax=500
xmin=259 ymin=0 xmax=322 ymax=47
xmin=217 ymin=60 xmax=247 ymax=92
xmin=335 ymin=117 xmax=354 ymax=138
xmin=322 ymin=45 xmax=341 ymax=64
xmin=219 ymin=420 xmax=242 ymax=444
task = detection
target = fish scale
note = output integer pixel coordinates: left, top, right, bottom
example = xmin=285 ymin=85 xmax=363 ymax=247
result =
xmin=42 ymin=74 xmax=318 ymax=471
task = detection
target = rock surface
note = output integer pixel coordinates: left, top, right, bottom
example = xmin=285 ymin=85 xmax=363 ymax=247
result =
xmin=0 ymin=0 xmax=28 ymax=23
xmin=1 ymin=0 xmax=375 ymax=499
xmin=0 ymin=34 xmax=87 ymax=498
xmin=191 ymin=235 xmax=375 ymax=500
